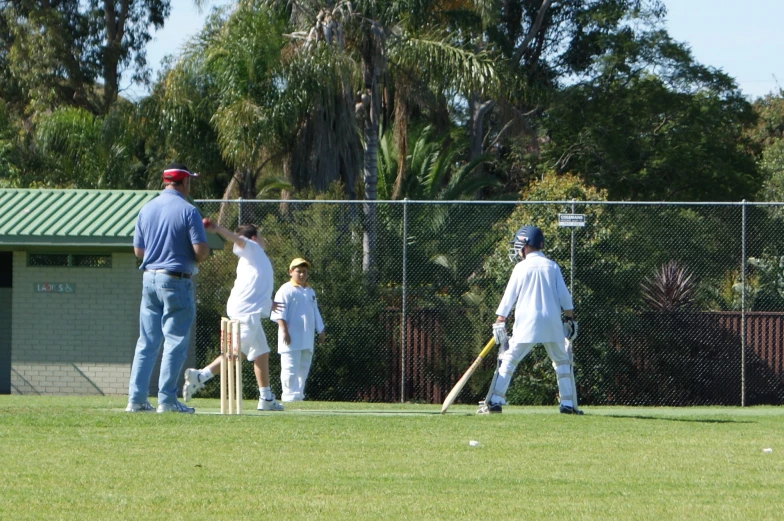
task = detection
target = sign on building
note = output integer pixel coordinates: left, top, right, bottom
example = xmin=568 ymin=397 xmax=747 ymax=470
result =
xmin=34 ymin=283 xmax=75 ymax=293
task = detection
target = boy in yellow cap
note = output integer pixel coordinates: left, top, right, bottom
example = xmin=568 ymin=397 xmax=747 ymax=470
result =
xmin=270 ymin=258 xmax=325 ymax=401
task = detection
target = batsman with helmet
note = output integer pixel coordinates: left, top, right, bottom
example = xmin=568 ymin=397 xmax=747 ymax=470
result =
xmin=478 ymin=225 xmax=582 ymax=415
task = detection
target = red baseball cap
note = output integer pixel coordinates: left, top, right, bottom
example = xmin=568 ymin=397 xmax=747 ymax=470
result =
xmin=162 ymin=163 xmax=199 ymax=182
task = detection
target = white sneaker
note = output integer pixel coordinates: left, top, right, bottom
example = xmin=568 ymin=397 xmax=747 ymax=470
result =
xmin=182 ymin=368 xmax=205 ymax=401
xmin=125 ymin=402 xmax=155 ymax=413
xmin=156 ymin=401 xmax=195 ymax=414
xmin=476 ymin=400 xmax=502 ymax=414
xmin=258 ymin=396 xmax=284 ymax=411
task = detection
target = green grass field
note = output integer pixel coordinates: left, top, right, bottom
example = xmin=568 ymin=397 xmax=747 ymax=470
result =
xmin=1 ymin=397 xmax=783 ymax=520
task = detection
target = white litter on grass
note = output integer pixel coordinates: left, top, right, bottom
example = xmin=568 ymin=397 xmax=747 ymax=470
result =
xmin=763 ymin=448 xmax=773 ymax=453
xmin=469 ymin=440 xmax=481 ymax=447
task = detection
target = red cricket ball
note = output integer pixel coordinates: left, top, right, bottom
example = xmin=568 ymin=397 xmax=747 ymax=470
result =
xmin=202 ymin=217 xmax=212 ymax=228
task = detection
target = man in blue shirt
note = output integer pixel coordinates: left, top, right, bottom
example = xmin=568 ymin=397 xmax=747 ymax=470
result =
xmin=126 ymin=163 xmax=210 ymax=413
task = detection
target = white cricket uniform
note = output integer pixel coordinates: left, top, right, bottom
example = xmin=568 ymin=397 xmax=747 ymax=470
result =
xmin=225 ymin=238 xmax=274 ymax=361
xmin=492 ymin=251 xmax=577 ymax=406
xmin=270 ymin=281 xmax=325 ymax=401
xmin=496 ymin=251 xmax=573 ymax=343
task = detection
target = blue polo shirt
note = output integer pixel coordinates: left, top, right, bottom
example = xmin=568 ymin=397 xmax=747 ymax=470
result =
xmin=133 ymin=189 xmax=207 ymax=274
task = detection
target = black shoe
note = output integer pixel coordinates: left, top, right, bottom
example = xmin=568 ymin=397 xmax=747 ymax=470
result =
xmin=559 ymin=404 xmax=583 ymax=415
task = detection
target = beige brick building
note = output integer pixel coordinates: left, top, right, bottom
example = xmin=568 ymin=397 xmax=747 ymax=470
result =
xmin=0 ymin=189 xmax=222 ymax=395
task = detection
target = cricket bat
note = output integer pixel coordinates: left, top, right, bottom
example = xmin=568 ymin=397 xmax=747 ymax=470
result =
xmin=440 ymin=338 xmax=496 ymax=414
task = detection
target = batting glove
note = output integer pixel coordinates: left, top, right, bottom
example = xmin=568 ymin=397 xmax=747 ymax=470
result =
xmin=492 ymin=322 xmax=508 ymax=346
xmin=563 ymin=319 xmax=578 ymax=342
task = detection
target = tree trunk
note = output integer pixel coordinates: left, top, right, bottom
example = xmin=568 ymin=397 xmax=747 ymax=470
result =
xmin=216 ymin=167 xmax=256 ymax=227
xmin=392 ymin=87 xmax=409 ymax=200
xmin=239 ymin=167 xmax=256 ymax=200
xmin=102 ymin=0 xmax=129 ymax=111
xmin=360 ymin=32 xmax=383 ymax=283
xmin=362 ymin=118 xmax=378 ymax=280
xmin=468 ymin=94 xmax=495 ymax=176
xmin=279 ymin=157 xmax=292 ymax=218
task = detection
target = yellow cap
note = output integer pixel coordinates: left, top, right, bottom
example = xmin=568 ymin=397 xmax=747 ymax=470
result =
xmin=289 ymin=258 xmax=311 ymax=270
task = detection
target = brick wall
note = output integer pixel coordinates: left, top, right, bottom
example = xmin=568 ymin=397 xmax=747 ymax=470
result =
xmin=11 ymin=252 xmax=141 ymax=395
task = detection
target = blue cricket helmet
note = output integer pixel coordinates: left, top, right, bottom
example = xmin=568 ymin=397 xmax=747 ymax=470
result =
xmin=508 ymin=226 xmax=544 ymax=262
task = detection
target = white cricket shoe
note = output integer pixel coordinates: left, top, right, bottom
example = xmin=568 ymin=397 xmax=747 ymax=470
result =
xmin=156 ymin=401 xmax=195 ymax=414
xmin=258 ymin=396 xmax=284 ymax=411
xmin=125 ymin=402 xmax=155 ymax=413
xmin=182 ymin=368 xmax=205 ymax=401
xmin=476 ymin=400 xmax=502 ymax=414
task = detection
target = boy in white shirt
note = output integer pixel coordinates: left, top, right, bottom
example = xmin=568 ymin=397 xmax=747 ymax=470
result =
xmin=182 ymin=223 xmax=284 ymax=411
xmin=270 ymin=258 xmax=325 ymax=402
xmin=479 ymin=225 xmax=581 ymax=415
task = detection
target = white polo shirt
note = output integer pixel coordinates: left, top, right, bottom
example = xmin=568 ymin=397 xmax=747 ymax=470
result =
xmin=226 ymin=238 xmax=274 ymax=318
xmin=495 ymin=251 xmax=573 ymax=343
xmin=270 ymin=281 xmax=325 ymax=353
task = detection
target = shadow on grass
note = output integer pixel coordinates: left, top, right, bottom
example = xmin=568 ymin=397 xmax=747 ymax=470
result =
xmin=293 ymin=410 xmax=443 ymax=416
xmin=601 ymin=414 xmax=753 ymax=424
xmin=188 ymin=409 xmax=447 ymax=417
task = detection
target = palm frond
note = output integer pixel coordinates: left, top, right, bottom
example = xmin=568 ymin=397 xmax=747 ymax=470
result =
xmin=440 ymin=152 xmax=499 ymax=199
xmin=390 ymin=34 xmax=499 ymax=97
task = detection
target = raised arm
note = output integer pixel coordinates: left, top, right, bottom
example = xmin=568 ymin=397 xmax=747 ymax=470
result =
xmin=205 ymin=221 xmax=250 ymax=249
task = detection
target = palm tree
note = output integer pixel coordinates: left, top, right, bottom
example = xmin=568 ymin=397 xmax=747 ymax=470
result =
xmin=385 ymin=125 xmax=499 ymax=200
xmin=270 ymin=0 xmax=498 ymax=280
xmin=34 ymin=102 xmax=146 ymax=188
xmin=156 ymin=2 xmax=360 ymax=202
xmin=145 ymin=3 xmax=294 ymax=205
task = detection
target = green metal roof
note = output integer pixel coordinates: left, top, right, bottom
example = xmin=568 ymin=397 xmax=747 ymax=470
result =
xmin=0 ymin=189 xmax=159 ymax=248
xmin=0 ymin=189 xmax=224 ymax=250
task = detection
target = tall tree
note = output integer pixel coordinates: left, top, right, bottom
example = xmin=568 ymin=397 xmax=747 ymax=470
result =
xmin=461 ymin=0 xmax=672 ymax=192
xmin=274 ymin=0 xmax=497 ymax=278
xmin=749 ymin=92 xmax=784 ymax=201
xmin=154 ymin=3 xmax=339 ymax=201
xmin=1 ymin=0 xmax=170 ymax=114
xmin=542 ymin=29 xmax=760 ymax=201
xmin=98 ymin=0 xmax=170 ymax=110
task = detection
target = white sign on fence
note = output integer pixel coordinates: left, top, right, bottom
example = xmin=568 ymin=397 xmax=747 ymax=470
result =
xmin=558 ymin=214 xmax=586 ymax=227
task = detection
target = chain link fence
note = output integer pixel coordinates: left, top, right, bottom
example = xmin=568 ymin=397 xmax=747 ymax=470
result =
xmin=192 ymin=199 xmax=784 ymax=406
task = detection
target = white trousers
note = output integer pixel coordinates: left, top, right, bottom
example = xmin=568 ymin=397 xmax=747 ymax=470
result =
xmin=280 ymin=349 xmax=313 ymax=402
xmin=490 ymin=340 xmax=577 ymax=407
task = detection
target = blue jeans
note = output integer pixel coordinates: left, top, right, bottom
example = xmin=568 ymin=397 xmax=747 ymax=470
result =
xmin=128 ymin=271 xmax=195 ymax=405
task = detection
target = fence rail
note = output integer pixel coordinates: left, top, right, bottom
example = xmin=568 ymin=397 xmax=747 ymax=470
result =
xmin=193 ymin=199 xmax=784 ymax=406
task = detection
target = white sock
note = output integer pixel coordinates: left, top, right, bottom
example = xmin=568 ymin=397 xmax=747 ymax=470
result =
xmin=201 ymin=369 xmax=214 ymax=381
xmin=260 ymin=387 xmax=273 ymax=400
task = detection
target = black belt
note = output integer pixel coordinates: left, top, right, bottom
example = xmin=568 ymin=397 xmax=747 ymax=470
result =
xmin=147 ymin=269 xmax=192 ymax=279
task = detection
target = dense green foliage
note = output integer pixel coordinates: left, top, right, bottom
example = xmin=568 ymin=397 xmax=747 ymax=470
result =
xmin=1 ymin=0 xmax=778 ymax=202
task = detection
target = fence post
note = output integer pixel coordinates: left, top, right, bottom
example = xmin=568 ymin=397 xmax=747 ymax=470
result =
xmin=570 ymin=199 xmax=576 ymax=295
xmin=401 ymin=198 xmax=409 ymax=403
xmin=741 ymin=200 xmax=747 ymax=407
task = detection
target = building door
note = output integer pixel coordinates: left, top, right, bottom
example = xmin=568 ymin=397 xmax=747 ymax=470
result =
xmin=0 ymin=252 xmax=11 ymax=393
